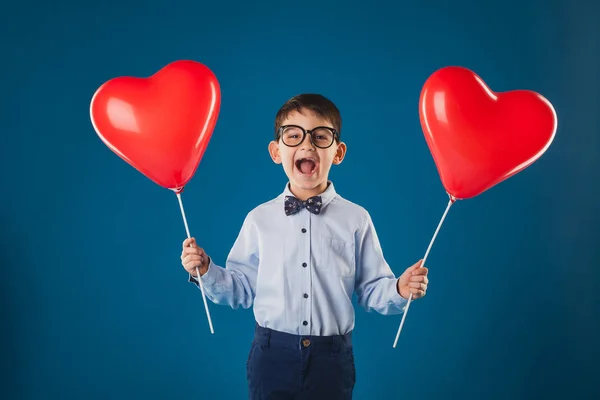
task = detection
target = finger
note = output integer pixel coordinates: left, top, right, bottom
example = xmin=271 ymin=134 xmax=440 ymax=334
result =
xmin=183 ymin=238 xmax=197 ymax=248
xmin=183 ymin=254 xmax=202 ymax=264
xmin=408 ymin=262 xmax=422 ymax=275
xmin=185 ymin=260 xmax=202 ymax=271
xmin=181 ymin=250 xmax=197 ymax=261
xmin=185 ymin=264 xmax=200 ymax=274
xmin=410 ymin=288 xmax=426 ymax=298
xmin=408 ymin=282 xmax=427 ymax=291
xmin=182 ymin=247 xmax=201 ymax=255
xmin=412 ymin=266 xmax=428 ymax=275
xmin=185 ymin=258 xmax=201 ymax=266
xmin=410 ymin=276 xmax=429 ymax=286
xmin=185 ymin=246 xmax=205 ymax=257
xmin=409 ymin=282 xmax=427 ymax=291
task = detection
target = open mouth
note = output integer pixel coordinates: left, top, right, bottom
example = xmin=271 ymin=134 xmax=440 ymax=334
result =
xmin=295 ymin=157 xmax=318 ymax=175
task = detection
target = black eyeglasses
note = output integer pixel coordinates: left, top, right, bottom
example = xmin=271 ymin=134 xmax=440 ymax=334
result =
xmin=277 ymin=125 xmax=339 ymax=149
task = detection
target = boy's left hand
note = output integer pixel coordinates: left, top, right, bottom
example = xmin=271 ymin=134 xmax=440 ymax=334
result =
xmin=397 ymin=259 xmax=429 ymax=300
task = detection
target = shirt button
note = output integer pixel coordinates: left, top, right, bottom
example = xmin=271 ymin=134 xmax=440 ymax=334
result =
xmin=302 ymin=321 xmax=308 ymax=326
xmin=303 ymin=293 xmax=308 ymax=298
xmin=301 ymin=228 xmax=306 ymax=233
xmin=302 ymin=262 xmax=307 ymax=268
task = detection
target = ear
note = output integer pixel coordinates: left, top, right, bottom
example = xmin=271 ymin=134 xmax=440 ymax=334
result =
xmin=332 ymin=142 xmax=347 ymax=165
xmin=268 ymin=140 xmax=282 ymax=164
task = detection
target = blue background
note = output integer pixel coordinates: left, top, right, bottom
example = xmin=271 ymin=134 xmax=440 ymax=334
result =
xmin=2 ymin=0 xmax=599 ymax=398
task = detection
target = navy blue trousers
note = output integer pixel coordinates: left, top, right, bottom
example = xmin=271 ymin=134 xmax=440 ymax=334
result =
xmin=246 ymin=324 xmax=356 ymax=400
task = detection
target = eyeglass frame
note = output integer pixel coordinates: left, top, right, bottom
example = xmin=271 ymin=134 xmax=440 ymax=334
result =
xmin=276 ymin=124 xmax=340 ymax=149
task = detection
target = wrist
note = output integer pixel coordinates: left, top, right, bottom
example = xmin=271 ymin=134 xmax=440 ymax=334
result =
xmin=198 ymin=256 xmax=211 ymax=276
xmin=397 ymin=278 xmax=407 ymax=299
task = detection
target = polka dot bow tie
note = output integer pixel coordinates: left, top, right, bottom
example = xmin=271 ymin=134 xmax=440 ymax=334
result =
xmin=284 ymin=195 xmax=322 ymax=216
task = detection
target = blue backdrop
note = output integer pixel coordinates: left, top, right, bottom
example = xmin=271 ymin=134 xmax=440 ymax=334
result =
xmin=2 ymin=0 xmax=599 ymax=398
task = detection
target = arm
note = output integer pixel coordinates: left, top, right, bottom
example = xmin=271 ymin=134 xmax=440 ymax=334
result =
xmin=189 ymin=214 xmax=258 ymax=309
xmin=354 ymin=211 xmax=407 ymax=315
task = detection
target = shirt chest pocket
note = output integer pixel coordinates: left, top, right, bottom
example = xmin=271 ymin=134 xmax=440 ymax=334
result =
xmin=317 ymin=235 xmax=355 ymax=277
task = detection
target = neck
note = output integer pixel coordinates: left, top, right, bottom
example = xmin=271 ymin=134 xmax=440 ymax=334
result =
xmin=289 ymin=181 xmax=329 ymax=200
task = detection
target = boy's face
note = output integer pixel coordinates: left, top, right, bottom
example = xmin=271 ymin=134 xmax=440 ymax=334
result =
xmin=268 ymin=108 xmax=346 ymax=197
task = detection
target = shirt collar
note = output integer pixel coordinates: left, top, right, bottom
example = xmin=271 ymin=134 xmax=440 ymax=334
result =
xmin=282 ymin=181 xmax=338 ymax=211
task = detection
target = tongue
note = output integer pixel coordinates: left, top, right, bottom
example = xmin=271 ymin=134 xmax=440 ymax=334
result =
xmin=300 ymin=160 xmax=315 ymax=174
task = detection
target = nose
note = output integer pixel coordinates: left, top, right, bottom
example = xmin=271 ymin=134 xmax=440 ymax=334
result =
xmin=300 ymin=132 xmax=316 ymax=150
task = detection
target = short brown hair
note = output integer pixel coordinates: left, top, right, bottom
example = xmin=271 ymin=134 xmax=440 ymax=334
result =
xmin=274 ymin=93 xmax=342 ymax=141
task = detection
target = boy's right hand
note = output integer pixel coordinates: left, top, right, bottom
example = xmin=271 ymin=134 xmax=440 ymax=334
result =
xmin=181 ymin=238 xmax=210 ymax=277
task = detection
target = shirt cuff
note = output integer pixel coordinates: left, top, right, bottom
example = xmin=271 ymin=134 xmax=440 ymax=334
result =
xmin=187 ymin=257 xmax=217 ymax=287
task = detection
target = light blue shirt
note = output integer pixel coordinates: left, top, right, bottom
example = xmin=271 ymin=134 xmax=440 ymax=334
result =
xmin=189 ymin=181 xmax=407 ymax=336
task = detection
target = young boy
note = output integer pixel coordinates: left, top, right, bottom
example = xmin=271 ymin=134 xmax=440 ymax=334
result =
xmin=180 ymin=94 xmax=429 ymax=400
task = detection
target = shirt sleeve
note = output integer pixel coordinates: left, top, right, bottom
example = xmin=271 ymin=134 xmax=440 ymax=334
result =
xmin=354 ymin=211 xmax=407 ymax=315
xmin=188 ymin=213 xmax=258 ymax=309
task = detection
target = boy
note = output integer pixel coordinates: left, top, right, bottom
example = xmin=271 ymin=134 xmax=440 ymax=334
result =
xmin=180 ymin=94 xmax=429 ymax=400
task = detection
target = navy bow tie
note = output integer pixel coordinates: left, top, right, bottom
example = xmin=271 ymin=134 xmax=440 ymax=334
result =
xmin=284 ymin=195 xmax=322 ymax=215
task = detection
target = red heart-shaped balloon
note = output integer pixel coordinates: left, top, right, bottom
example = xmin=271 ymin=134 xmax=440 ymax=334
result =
xmin=90 ymin=60 xmax=221 ymax=193
xmin=419 ymin=66 xmax=557 ymax=200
